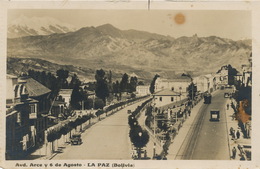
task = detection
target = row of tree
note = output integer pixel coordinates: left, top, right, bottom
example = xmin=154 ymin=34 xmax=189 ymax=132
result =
xmin=47 ymin=114 xmax=93 ymax=152
xmin=94 ymin=69 xmax=140 ymax=104
xmin=127 ymin=99 xmax=152 ymax=159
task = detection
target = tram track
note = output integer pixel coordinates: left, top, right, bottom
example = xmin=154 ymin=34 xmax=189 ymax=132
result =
xmin=175 ymin=104 xmax=209 ymax=159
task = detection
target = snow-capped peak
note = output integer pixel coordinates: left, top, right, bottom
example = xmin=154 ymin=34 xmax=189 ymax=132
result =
xmin=8 ymin=15 xmax=77 ymax=38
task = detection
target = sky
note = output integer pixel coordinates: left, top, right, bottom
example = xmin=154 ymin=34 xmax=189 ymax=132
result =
xmin=8 ymin=9 xmax=251 ymax=40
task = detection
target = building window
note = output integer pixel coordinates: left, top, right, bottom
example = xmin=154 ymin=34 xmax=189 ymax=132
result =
xmin=159 ymin=97 xmax=162 ymax=101
xmin=171 ymin=97 xmax=174 ymax=102
xmin=30 ymin=104 xmax=35 ymax=113
xmin=17 ymin=112 xmax=21 ymax=123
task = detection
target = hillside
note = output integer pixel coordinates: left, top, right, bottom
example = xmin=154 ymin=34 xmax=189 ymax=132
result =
xmin=7 ymin=24 xmax=252 ymax=77
xmin=7 ymin=57 xmax=156 ymax=83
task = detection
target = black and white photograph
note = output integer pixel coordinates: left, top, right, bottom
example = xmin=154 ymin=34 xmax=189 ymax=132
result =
xmin=1 ymin=2 xmax=259 ymax=168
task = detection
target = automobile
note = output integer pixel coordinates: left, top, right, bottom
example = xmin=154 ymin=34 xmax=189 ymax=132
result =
xmin=70 ymin=133 xmax=82 ymax=145
xmin=210 ymin=109 xmax=220 ymax=121
xmin=224 ymin=93 xmax=230 ymax=98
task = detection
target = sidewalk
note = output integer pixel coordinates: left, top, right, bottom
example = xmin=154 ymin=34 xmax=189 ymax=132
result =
xmin=167 ymin=90 xmax=219 ymax=160
xmin=225 ymin=99 xmax=251 ymax=161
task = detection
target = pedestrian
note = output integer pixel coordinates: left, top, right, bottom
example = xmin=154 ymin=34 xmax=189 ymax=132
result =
xmin=236 ymin=130 xmax=240 ymax=139
xmin=188 ymin=110 xmax=191 ymax=116
xmin=232 ymin=147 xmax=237 ymax=159
xmin=237 ymin=144 xmax=244 ymax=156
xmin=144 ymin=150 xmax=147 ymax=158
xmin=230 ymin=127 xmax=234 ymax=135
xmin=227 ymin=103 xmax=229 ymax=110
xmin=232 ymin=132 xmax=236 ymax=140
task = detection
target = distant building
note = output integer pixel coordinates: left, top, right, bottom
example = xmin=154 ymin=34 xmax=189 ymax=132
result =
xmin=154 ymin=77 xmax=191 ymax=97
xmin=241 ymin=63 xmax=252 ymax=87
xmin=50 ymin=95 xmax=67 ymax=120
xmin=58 ymin=89 xmax=73 ymax=107
xmin=153 ymin=89 xmax=182 ymax=108
xmin=215 ymin=65 xmax=229 ymax=87
xmin=136 ymin=85 xmax=150 ymax=96
xmin=194 ymin=74 xmax=216 ymax=93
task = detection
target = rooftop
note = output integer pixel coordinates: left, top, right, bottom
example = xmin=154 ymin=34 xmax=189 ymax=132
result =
xmin=25 ymin=78 xmax=51 ymax=97
xmin=158 ymin=77 xmax=191 ymax=83
xmin=59 ymin=89 xmax=73 ymax=95
xmin=154 ymin=89 xmax=181 ymax=96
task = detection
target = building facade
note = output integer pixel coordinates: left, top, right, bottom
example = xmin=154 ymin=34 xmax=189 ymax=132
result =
xmin=154 ymin=77 xmax=191 ymax=96
xmin=6 ymin=75 xmax=38 ymax=159
xmin=136 ymin=85 xmax=150 ymax=96
xmin=153 ymin=89 xmax=182 ymax=108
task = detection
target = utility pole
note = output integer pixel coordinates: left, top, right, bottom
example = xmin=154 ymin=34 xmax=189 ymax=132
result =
xmin=152 ymin=101 xmax=156 ymax=159
xmin=182 ymin=73 xmax=194 ymax=105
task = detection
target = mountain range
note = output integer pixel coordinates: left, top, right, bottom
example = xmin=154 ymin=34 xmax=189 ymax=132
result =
xmin=8 ymin=15 xmax=77 ymax=38
xmin=7 ymin=23 xmax=252 ymax=82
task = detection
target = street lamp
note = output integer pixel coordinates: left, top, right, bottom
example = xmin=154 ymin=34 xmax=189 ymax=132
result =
xmin=152 ymin=101 xmax=157 ymax=159
xmin=138 ymin=132 xmax=142 ymax=159
xmin=182 ymin=73 xmax=194 ymax=105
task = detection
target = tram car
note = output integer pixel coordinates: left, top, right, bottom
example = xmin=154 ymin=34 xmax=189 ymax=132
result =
xmin=204 ymin=92 xmax=212 ymax=104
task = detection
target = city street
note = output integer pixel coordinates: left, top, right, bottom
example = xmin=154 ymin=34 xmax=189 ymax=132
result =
xmin=52 ymin=100 xmax=147 ymax=160
xmin=175 ymin=90 xmax=231 ymax=160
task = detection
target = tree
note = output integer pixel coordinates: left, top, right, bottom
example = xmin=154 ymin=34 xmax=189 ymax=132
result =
xmin=70 ymin=85 xmax=84 ymax=110
xmin=138 ymin=81 xmax=145 ymax=85
xmin=69 ymin=74 xmax=81 ymax=89
xmin=227 ymin=64 xmax=239 ymax=85
xmin=150 ymin=74 xmax=160 ymax=94
xmin=129 ymin=76 xmax=138 ymax=93
xmin=128 ymin=115 xmax=138 ymax=128
xmin=129 ymin=127 xmax=149 ymax=159
xmin=95 ymin=69 xmax=109 ymax=103
xmin=120 ymin=73 xmax=129 ymax=92
xmin=56 ymin=69 xmax=69 ymax=89
xmin=187 ymin=82 xmax=197 ymax=101
xmin=94 ymin=98 xmax=105 ymax=109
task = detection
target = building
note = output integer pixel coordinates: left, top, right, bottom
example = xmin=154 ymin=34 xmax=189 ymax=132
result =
xmin=136 ymin=85 xmax=150 ymax=96
xmin=215 ymin=65 xmax=229 ymax=87
xmin=194 ymin=74 xmax=216 ymax=93
xmin=154 ymin=77 xmax=191 ymax=97
xmin=58 ymin=89 xmax=73 ymax=108
xmin=22 ymin=76 xmax=51 ymax=144
xmin=153 ymin=89 xmax=183 ymax=108
xmin=50 ymin=95 xmax=67 ymax=120
xmin=6 ymin=74 xmax=38 ymax=159
xmin=241 ymin=64 xmax=252 ymax=87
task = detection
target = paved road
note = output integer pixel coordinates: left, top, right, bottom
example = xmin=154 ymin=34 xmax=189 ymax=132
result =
xmin=52 ymin=100 xmax=147 ymax=160
xmin=176 ymin=90 xmax=231 ymax=160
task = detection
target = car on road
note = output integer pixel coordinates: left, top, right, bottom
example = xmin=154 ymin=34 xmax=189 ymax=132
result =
xmin=210 ymin=109 xmax=220 ymax=121
xmin=70 ymin=133 xmax=82 ymax=145
xmin=224 ymin=92 xmax=230 ymax=98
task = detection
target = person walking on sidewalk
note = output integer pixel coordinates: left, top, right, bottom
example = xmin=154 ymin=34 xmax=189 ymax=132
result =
xmin=230 ymin=127 xmax=234 ymax=135
xmin=236 ymin=130 xmax=241 ymax=139
xmin=232 ymin=147 xmax=237 ymax=159
xmin=226 ymin=103 xmax=229 ymax=110
xmin=188 ymin=110 xmax=191 ymax=116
